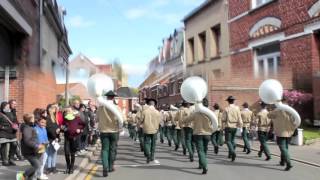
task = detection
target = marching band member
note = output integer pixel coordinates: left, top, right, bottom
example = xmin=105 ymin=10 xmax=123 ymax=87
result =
xmin=141 ymin=98 xmax=161 ymax=163
xmin=211 ymin=103 xmax=223 ymax=154
xmin=240 ymin=102 xmax=254 ymax=154
xmin=268 ymin=99 xmax=296 ymax=171
xmin=255 ymin=102 xmax=272 ymax=161
xmin=184 ymin=98 xmax=213 ymax=174
xmin=180 ymin=101 xmax=194 ymax=161
xmin=174 ymin=102 xmax=187 ymax=155
xmin=222 ymin=96 xmax=243 ymax=162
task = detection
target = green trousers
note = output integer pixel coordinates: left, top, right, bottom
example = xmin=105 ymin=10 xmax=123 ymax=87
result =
xmin=211 ymin=130 xmax=224 ymax=147
xmin=159 ymin=126 xmax=165 ymax=142
xmin=183 ymin=127 xmax=194 ymax=158
xmin=225 ymin=128 xmax=237 ymax=156
xmin=166 ymin=126 xmax=173 ymax=144
xmin=242 ymin=127 xmax=251 ymax=150
xmin=173 ymin=129 xmax=185 ymax=149
xmin=138 ymin=127 xmax=144 ymax=151
xmin=144 ymin=134 xmax=157 ymax=160
xmin=100 ymin=133 xmax=117 ymax=171
xmin=258 ymin=131 xmax=270 ymax=157
xmin=277 ymin=137 xmax=291 ymax=166
xmin=194 ymin=135 xmax=210 ymax=169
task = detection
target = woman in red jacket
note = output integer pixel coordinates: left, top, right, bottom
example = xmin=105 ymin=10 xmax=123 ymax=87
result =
xmin=62 ymin=107 xmax=85 ymax=174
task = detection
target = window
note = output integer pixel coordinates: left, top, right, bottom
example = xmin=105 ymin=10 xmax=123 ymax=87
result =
xmin=255 ymin=43 xmax=280 ymax=78
xmin=188 ymin=38 xmax=195 ymax=64
xmin=211 ymin=25 xmax=221 ymax=57
xmin=252 ymin=0 xmax=272 ymax=9
xmin=168 ymin=82 xmax=174 ymax=95
xmin=198 ymin=31 xmax=206 ymax=61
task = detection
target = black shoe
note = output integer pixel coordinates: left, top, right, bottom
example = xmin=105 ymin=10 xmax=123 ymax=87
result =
xmin=243 ymin=148 xmax=246 ymax=152
xmin=64 ymin=167 xmax=70 ymax=174
xmin=175 ymin=145 xmax=179 ymax=151
xmin=146 ymin=158 xmax=150 ymax=164
xmin=214 ymin=146 xmax=219 ymax=154
xmin=52 ymin=167 xmax=58 ymax=174
xmin=168 ymin=142 xmax=171 ymax=147
xmin=284 ymin=165 xmax=293 ymax=171
xmin=231 ymin=154 xmax=236 ymax=162
xmin=2 ymin=162 xmax=10 ymax=166
xmin=190 ymin=156 xmax=194 ymax=162
xmin=8 ymin=160 xmax=16 ymax=166
xmin=246 ymin=149 xmax=251 ymax=154
xmin=183 ymin=148 xmax=186 ymax=155
xmin=258 ymin=151 xmax=262 ymax=157
xmin=228 ymin=154 xmax=231 ymax=159
xmin=279 ymin=161 xmax=285 ymax=166
xmin=103 ymin=170 xmax=108 ymax=177
xmin=69 ymin=168 xmax=74 ymax=174
xmin=265 ymin=156 xmax=271 ymax=161
xmin=160 ymin=139 xmax=164 ymax=143
xmin=202 ymin=168 xmax=208 ymax=174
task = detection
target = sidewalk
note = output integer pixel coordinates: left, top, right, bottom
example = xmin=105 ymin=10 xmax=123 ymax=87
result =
xmin=236 ymin=138 xmax=320 ymax=167
xmin=0 ymin=145 xmax=98 ymax=179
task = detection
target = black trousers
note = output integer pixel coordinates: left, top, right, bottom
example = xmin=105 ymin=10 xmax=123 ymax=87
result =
xmin=64 ymin=136 xmax=77 ymax=169
xmin=1 ymin=141 xmax=17 ymax=162
xmin=24 ymin=155 xmax=41 ymax=179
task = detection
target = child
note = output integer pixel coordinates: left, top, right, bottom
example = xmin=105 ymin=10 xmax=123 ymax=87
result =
xmin=62 ymin=107 xmax=85 ymax=174
xmin=16 ymin=113 xmax=45 ymax=180
xmin=34 ymin=116 xmax=49 ymax=180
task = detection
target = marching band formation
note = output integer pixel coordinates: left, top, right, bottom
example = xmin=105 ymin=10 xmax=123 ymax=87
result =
xmin=89 ymin=74 xmax=300 ymax=177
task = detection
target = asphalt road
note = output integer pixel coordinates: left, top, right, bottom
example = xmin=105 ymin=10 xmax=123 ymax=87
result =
xmin=86 ymin=137 xmax=320 ymax=180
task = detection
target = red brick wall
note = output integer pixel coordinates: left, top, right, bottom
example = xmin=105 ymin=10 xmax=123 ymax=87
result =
xmin=9 ymin=66 xmax=25 ymax=122
xmin=229 ymin=0 xmax=318 ymax=50
xmin=314 ymin=75 xmax=320 ymax=119
xmin=23 ymin=66 xmax=58 ymax=116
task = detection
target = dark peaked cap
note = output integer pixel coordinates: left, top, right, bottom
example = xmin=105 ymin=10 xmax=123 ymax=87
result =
xmin=226 ymin=96 xmax=236 ymax=101
xmin=104 ymin=90 xmax=118 ymax=97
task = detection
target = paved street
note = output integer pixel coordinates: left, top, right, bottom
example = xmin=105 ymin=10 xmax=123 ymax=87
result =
xmin=85 ymin=137 xmax=320 ymax=180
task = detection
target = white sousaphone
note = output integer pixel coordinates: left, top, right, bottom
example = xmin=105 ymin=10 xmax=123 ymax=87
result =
xmin=180 ymin=76 xmax=218 ymax=131
xmin=259 ymin=79 xmax=301 ymax=128
xmin=87 ymin=73 xmax=124 ymax=128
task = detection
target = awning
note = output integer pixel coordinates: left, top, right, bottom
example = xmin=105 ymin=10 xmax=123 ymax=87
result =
xmin=0 ymin=0 xmax=32 ymax=36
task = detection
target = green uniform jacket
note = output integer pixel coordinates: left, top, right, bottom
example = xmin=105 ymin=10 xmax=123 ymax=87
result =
xmin=268 ymin=109 xmax=295 ymax=137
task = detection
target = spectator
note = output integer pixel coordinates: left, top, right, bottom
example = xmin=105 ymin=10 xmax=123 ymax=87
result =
xmin=0 ymin=101 xmax=18 ymax=166
xmin=34 ymin=117 xmax=49 ymax=180
xmin=79 ymin=103 xmax=89 ymax=152
xmin=62 ymin=107 xmax=85 ymax=174
xmin=54 ymin=104 xmax=64 ymax=126
xmin=88 ymin=105 xmax=98 ymax=146
xmin=46 ymin=104 xmax=60 ymax=174
xmin=16 ymin=113 xmax=45 ymax=180
xmin=9 ymin=99 xmax=23 ymax=161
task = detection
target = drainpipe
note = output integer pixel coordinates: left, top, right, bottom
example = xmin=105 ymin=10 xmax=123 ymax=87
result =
xmin=65 ymin=61 xmax=69 ymax=106
xmin=39 ymin=0 xmax=43 ymax=66
xmin=4 ymin=66 xmax=9 ymax=101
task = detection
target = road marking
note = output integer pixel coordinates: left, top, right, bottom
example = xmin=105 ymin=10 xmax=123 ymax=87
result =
xmin=85 ymin=165 xmax=98 ymax=180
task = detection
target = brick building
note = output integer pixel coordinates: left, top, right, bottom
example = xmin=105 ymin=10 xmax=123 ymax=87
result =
xmin=183 ymin=0 xmax=231 ymax=108
xmin=139 ymin=29 xmax=185 ymax=107
xmin=0 ymin=0 xmax=71 ymax=121
xmin=228 ymin=0 xmax=320 ymax=119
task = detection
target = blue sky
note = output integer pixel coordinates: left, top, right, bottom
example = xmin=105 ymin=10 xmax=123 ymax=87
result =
xmin=58 ymin=0 xmax=205 ymax=87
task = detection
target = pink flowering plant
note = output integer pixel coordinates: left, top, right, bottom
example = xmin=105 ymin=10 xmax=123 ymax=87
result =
xmin=283 ymin=90 xmax=314 ymax=121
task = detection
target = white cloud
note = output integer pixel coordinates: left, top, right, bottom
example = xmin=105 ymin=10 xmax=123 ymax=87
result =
xmin=67 ymin=15 xmax=95 ymax=28
xmin=89 ymin=57 xmax=110 ymax=65
xmin=122 ymin=63 xmax=147 ymax=76
xmin=124 ymin=8 xmax=148 ymax=19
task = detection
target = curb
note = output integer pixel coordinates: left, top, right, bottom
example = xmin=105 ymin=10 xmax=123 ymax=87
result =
xmin=236 ymin=143 xmax=320 ymax=168
xmin=304 ymin=138 xmax=320 ymax=145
